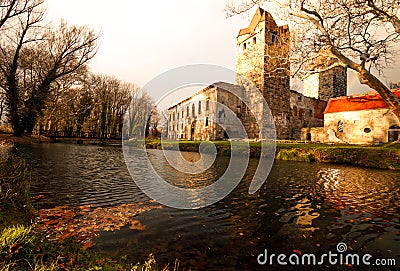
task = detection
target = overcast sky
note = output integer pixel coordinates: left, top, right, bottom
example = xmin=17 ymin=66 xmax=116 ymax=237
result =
xmin=47 ymin=0 xmax=400 ymax=104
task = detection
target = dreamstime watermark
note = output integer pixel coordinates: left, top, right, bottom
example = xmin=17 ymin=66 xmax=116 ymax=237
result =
xmin=122 ymin=64 xmax=276 ymax=209
xmin=257 ymin=242 xmax=397 ymax=267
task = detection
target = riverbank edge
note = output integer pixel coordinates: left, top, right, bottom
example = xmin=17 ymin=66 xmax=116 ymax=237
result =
xmin=1 ymin=135 xmax=398 ymax=170
xmin=0 ymin=134 xmax=123 ymax=146
xmin=138 ymin=140 xmax=400 ymax=171
xmin=0 ymin=134 xmax=52 ymax=145
xmin=0 ymin=151 xmax=181 ymax=270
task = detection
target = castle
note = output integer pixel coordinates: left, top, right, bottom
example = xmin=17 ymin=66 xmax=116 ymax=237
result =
xmin=167 ymin=8 xmax=399 ymax=143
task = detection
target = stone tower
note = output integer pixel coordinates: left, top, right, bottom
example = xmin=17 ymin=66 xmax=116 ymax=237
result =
xmin=303 ymin=58 xmax=347 ymax=101
xmin=236 ymin=8 xmax=291 ymax=139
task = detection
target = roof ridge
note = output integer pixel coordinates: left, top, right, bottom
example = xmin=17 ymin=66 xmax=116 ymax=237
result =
xmin=325 ymin=89 xmax=400 ymax=114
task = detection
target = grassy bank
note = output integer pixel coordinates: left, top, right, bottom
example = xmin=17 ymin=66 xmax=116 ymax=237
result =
xmin=0 ymin=153 xmax=182 ymax=271
xmin=0 ymin=134 xmax=51 ymax=145
xmin=0 ymin=155 xmax=34 ymax=228
xmin=274 ymin=142 xmax=400 ymax=170
xmin=132 ymin=140 xmax=400 ymax=170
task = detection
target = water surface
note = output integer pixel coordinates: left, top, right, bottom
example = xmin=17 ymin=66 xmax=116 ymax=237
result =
xmin=18 ymin=143 xmax=400 ymax=270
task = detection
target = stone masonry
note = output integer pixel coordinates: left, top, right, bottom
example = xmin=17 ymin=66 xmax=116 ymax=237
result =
xmin=167 ymin=8 xmax=348 ymax=141
xmin=236 ymin=8 xmax=291 ymax=139
xmin=303 ymin=65 xmax=347 ymax=101
xmin=167 ymin=82 xmax=245 ymax=141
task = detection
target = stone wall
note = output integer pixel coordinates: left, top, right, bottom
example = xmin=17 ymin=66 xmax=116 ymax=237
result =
xmin=301 ymin=127 xmax=326 ymax=142
xmin=303 ymin=66 xmax=347 ymax=101
xmin=324 ymin=108 xmax=400 ymax=144
xmin=289 ymin=91 xmax=326 ymax=139
xmin=216 ymin=87 xmax=245 ymax=139
xmin=236 ymin=10 xmax=291 ymax=140
xmin=167 ymin=87 xmax=217 ymax=140
xmin=167 ymin=83 xmax=247 ymax=141
xmin=302 ymin=108 xmax=400 ymax=144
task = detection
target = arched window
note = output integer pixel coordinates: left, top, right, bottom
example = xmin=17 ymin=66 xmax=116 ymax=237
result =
xmin=337 ymin=120 xmax=344 ymax=133
xmin=192 ymin=103 xmax=195 ymax=116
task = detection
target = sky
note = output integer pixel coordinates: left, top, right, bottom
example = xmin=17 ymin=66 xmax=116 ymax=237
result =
xmin=46 ymin=0 xmax=400 ymax=105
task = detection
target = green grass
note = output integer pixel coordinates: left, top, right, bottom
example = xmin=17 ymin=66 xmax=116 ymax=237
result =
xmin=277 ymin=143 xmax=400 ymax=170
xmin=130 ymin=139 xmax=400 ymax=170
xmin=0 ymin=225 xmax=181 ymax=271
xmin=0 ymin=155 xmax=34 ymax=228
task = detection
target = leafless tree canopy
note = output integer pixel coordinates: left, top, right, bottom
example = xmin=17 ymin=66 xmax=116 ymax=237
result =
xmin=226 ymin=0 xmax=400 ymax=119
xmin=0 ymin=0 xmax=155 ymax=138
xmin=0 ymin=0 xmax=100 ymax=136
xmin=38 ymin=72 xmax=139 ymax=139
xmin=0 ymin=0 xmax=43 ymax=30
xmin=124 ymin=90 xmax=156 ymax=138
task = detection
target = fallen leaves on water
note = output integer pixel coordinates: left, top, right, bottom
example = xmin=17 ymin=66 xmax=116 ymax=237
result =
xmin=293 ymin=249 xmax=302 ymax=255
xmin=31 ymin=194 xmax=46 ymax=202
xmin=34 ymin=202 xmax=162 ymax=249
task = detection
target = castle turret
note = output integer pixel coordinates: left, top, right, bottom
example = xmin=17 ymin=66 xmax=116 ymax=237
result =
xmin=236 ymin=8 xmax=291 ymax=139
xmin=303 ymin=57 xmax=347 ymax=101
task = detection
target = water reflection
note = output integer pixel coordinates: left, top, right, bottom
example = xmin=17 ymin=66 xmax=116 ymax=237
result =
xmin=17 ymin=144 xmax=400 ymax=270
xmin=317 ymin=166 xmax=400 ymax=256
xmin=147 ymin=150 xmax=223 ymax=189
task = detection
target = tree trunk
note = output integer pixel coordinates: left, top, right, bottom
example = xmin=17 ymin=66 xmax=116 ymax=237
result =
xmin=358 ymin=69 xmax=400 ymax=120
xmin=25 ymin=116 xmax=37 ymax=135
xmin=329 ymin=46 xmax=400 ymax=121
xmin=391 ymin=16 xmax=400 ymax=34
xmin=12 ymin=124 xmax=24 ymax=137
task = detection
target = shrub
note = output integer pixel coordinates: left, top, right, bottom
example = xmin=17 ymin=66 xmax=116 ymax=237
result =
xmin=0 ymin=155 xmax=34 ymax=227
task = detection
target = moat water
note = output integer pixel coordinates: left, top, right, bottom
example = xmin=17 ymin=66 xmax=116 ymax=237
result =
xmin=17 ymin=143 xmax=400 ymax=270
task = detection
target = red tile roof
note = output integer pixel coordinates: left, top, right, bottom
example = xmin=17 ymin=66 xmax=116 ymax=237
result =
xmin=324 ymin=89 xmax=400 ymax=114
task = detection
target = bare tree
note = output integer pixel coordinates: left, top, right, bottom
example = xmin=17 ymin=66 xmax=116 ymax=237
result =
xmin=0 ymin=0 xmax=99 ymax=136
xmin=0 ymin=87 xmax=5 ymax=123
xmin=85 ymin=74 xmax=134 ymax=138
xmin=146 ymin=107 xmax=161 ymax=139
xmin=37 ymin=69 xmax=85 ymax=134
xmin=360 ymin=0 xmax=400 ymax=34
xmin=0 ymin=0 xmax=43 ymax=30
xmin=389 ymin=81 xmax=400 ymax=89
xmin=226 ymin=0 xmax=400 ymax=120
xmin=125 ymin=90 xmax=155 ymax=139
xmin=37 ymin=71 xmax=135 ymax=139
xmin=226 ymin=0 xmax=264 ymax=17
xmin=0 ymin=0 xmax=46 ymax=136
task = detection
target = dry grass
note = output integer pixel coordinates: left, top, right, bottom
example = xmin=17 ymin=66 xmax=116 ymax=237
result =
xmin=0 ymin=134 xmax=51 ymax=145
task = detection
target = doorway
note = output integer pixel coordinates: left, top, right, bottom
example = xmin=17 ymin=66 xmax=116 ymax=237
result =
xmin=388 ymin=125 xmax=400 ymax=142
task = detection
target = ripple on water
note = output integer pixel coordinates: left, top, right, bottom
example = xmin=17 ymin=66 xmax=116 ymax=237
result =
xmin=18 ymin=144 xmax=400 ymax=270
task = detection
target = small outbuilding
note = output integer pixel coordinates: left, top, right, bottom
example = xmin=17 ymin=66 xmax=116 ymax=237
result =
xmin=302 ymin=89 xmax=400 ymax=144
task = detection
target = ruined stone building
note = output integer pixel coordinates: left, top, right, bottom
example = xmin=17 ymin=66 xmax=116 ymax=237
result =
xmin=167 ymin=7 xmax=349 ymax=141
xmin=167 ymin=82 xmax=245 ymax=141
